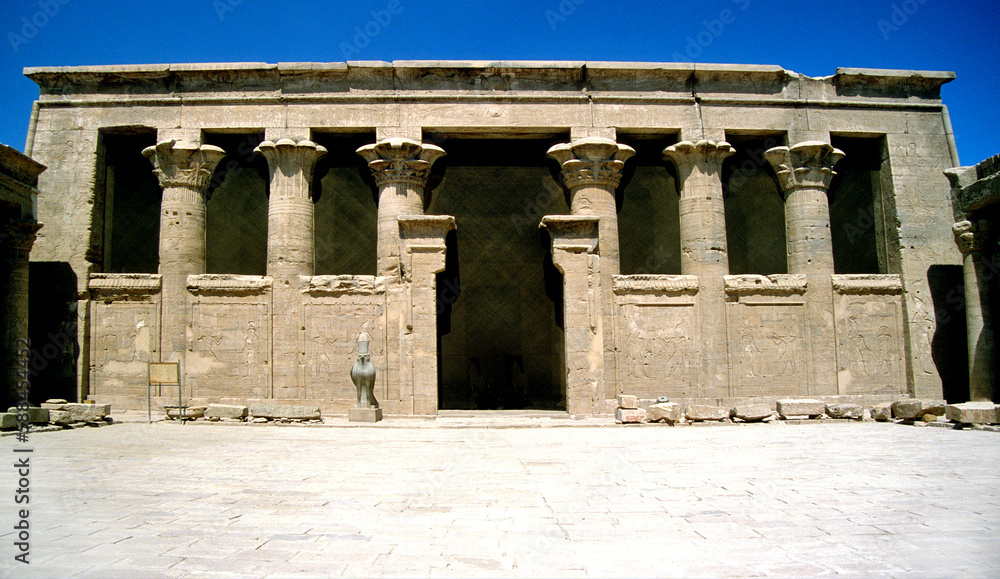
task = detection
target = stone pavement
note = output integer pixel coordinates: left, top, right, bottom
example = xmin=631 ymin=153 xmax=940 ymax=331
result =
xmin=1 ymin=417 xmax=999 ymax=578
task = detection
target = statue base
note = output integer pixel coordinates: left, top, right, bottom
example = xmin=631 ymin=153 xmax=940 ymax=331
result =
xmin=349 ymin=407 xmax=383 ymax=423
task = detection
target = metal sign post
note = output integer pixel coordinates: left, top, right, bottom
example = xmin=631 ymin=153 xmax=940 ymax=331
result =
xmin=148 ymin=362 xmax=181 ymax=424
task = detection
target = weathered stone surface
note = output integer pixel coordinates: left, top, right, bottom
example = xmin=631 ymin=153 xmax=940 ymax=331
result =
xmin=615 ymin=408 xmax=646 ymax=424
xmin=731 ymin=404 xmax=773 ymax=422
xmin=65 ymin=403 xmax=111 ymax=422
xmin=251 ymin=417 xmax=268 ymax=423
xmin=648 ymin=402 xmax=681 ymax=423
xmin=349 ymin=407 xmax=382 ymax=423
xmin=7 ymin=407 xmax=50 ymax=423
xmin=617 ymin=394 xmax=639 ymax=410
xmin=946 ymin=402 xmax=999 ymax=424
xmin=892 ymin=400 xmax=923 ymax=420
xmin=204 ymin=404 xmax=247 ymax=420
xmin=777 ymin=399 xmax=825 ymax=418
xmin=249 ymin=403 xmax=320 ymax=420
xmin=41 ymin=402 xmax=67 ymax=410
xmin=826 ymin=404 xmax=863 ymax=420
xmin=166 ymin=406 xmax=206 ymax=420
xmin=685 ymin=405 xmax=729 ymax=422
xmin=48 ymin=410 xmax=72 ymax=425
xmin=0 ymin=413 xmax=16 ymax=429
xmin=916 ymin=399 xmax=947 ymax=417
xmin=870 ymin=402 xmax=893 ymax=421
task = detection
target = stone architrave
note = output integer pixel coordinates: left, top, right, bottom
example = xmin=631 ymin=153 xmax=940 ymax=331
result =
xmin=255 ymin=139 xmax=327 ymax=277
xmin=357 ymin=139 xmax=446 ymax=278
xmin=663 ymin=140 xmax=735 ymax=276
xmin=952 ymin=219 xmax=995 ymax=401
xmin=1 ymin=220 xmax=42 ymax=401
xmin=540 ymin=215 xmax=604 ymax=416
xmin=764 ymin=141 xmax=845 ymax=274
xmin=662 ymin=140 xmax=734 ymax=398
xmin=143 ymin=140 xmax=225 ymax=359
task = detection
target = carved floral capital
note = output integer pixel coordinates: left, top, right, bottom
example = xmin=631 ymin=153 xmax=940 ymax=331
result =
xmin=662 ymin=140 xmax=735 ymax=184
xmin=254 ymin=139 xmax=327 ymax=184
xmin=356 ymin=138 xmax=446 ymax=188
xmin=953 ymin=219 xmax=991 ymax=254
xmin=765 ymin=141 xmax=845 ymax=195
xmin=142 ymin=140 xmax=226 ymax=191
xmin=547 ymin=138 xmax=635 ymax=189
xmin=0 ymin=220 xmax=42 ymax=259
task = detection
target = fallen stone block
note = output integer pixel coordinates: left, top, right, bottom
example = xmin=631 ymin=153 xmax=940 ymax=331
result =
xmin=916 ymin=399 xmax=947 ymax=418
xmin=648 ymin=402 xmax=681 ymax=423
xmin=731 ymin=404 xmax=773 ymax=422
xmin=891 ymin=399 xmax=922 ymax=420
xmin=615 ymin=407 xmax=646 ymax=424
xmin=49 ymin=410 xmax=73 ymax=425
xmin=617 ymin=394 xmax=639 ymax=410
xmin=0 ymin=413 xmax=16 ymax=429
xmin=65 ymin=403 xmax=111 ymax=423
xmin=166 ymin=406 xmax=206 ymax=420
xmin=205 ymin=404 xmax=247 ymax=420
xmin=826 ymin=403 xmax=863 ymax=420
xmin=7 ymin=407 xmax=50 ymax=424
xmin=870 ymin=402 xmax=893 ymax=421
xmin=776 ymin=399 xmax=825 ymax=418
xmin=41 ymin=399 xmax=67 ymax=410
xmin=249 ymin=403 xmax=321 ymax=421
xmin=946 ymin=402 xmax=999 ymax=425
xmin=685 ymin=405 xmax=728 ymax=422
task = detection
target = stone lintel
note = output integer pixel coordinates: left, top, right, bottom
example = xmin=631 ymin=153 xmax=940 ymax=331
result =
xmin=831 ymin=274 xmax=903 ymax=295
xmin=186 ymin=274 xmax=273 ymax=295
xmin=398 ymin=215 xmax=455 ymax=246
xmin=540 ymin=215 xmax=599 ymax=244
xmin=88 ymin=273 xmax=162 ymax=295
xmin=724 ymin=274 xmax=808 ymax=296
xmin=612 ymin=274 xmax=700 ymax=295
xmin=301 ymin=275 xmax=386 ymax=296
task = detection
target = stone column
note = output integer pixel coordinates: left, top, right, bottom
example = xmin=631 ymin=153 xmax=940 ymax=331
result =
xmin=0 ymin=220 xmax=42 ymax=402
xmin=143 ymin=140 xmax=225 ymax=360
xmin=663 ymin=140 xmax=734 ymax=398
xmin=765 ymin=141 xmax=845 ymax=396
xmin=357 ymin=139 xmax=446 ymax=278
xmin=953 ymin=219 xmax=995 ymax=401
xmin=547 ymin=138 xmax=634 ymax=410
xmin=255 ymin=139 xmax=327 ymax=277
xmin=397 ymin=215 xmax=455 ymax=415
xmin=764 ymin=141 xmax=845 ymax=274
xmin=540 ymin=215 xmax=603 ymax=416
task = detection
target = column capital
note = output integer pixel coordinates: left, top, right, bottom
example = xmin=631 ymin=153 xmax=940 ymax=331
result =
xmin=254 ymin=139 xmax=327 ymax=180
xmin=953 ymin=219 xmax=991 ymax=254
xmin=765 ymin=141 xmax=845 ymax=195
xmin=0 ymin=220 xmax=42 ymax=259
xmin=357 ymin=138 xmax=446 ymax=188
xmin=142 ymin=140 xmax=226 ymax=190
xmin=547 ymin=138 xmax=635 ymax=189
xmin=662 ymin=140 xmax=735 ymax=183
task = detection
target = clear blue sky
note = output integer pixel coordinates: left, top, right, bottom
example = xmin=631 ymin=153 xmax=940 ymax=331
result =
xmin=1 ymin=0 xmax=997 ymax=165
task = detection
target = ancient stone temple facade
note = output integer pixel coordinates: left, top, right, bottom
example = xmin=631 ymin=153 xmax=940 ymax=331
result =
xmin=22 ymin=62 xmax=966 ymax=415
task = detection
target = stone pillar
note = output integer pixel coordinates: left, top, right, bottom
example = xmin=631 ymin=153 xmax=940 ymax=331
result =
xmin=663 ymin=140 xmax=735 ymax=276
xmin=540 ymin=215 xmax=603 ymax=416
xmin=953 ymin=219 xmax=995 ymax=401
xmin=547 ymin=138 xmax=634 ymax=409
xmin=764 ymin=141 xmax=845 ymax=274
xmin=0 ymin=220 xmax=42 ymax=402
xmin=663 ymin=140 xmax=734 ymax=398
xmin=397 ymin=215 xmax=455 ymax=415
xmin=766 ymin=141 xmax=845 ymax=396
xmin=357 ymin=139 xmax=446 ymax=278
xmin=255 ymin=139 xmax=327 ymax=277
xmin=143 ymin=140 xmax=226 ymax=360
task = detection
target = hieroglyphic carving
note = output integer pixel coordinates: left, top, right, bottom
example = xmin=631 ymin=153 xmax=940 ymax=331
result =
xmin=302 ymin=302 xmax=385 ymax=400
xmin=728 ymin=303 xmax=807 ymax=396
xmin=617 ymin=302 xmax=698 ymax=399
xmin=834 ymin=297 xmax=905 ymax=395
xmin=90 ymin=301 xmax=159 ymax=396
xmin=188 ymin=302 xmax=271 ymax=399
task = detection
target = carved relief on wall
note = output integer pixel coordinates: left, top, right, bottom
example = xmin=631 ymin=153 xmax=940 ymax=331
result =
xmin=302 ymin=301 xmax=386 ymax=401
xmin=727 ymin=302 xmax=808 ymax=397
xmin=617 ymin=302 xmax=698 ymax=399
xmin=832 ymin=275 xmax=906 ymax=395
xmin=188 ymin=302 xmax=271 ymax=399
xmin=91 ymin=302 xmax=159 ymax=396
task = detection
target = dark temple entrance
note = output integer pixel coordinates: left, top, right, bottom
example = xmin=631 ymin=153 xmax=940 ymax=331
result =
xmin=428 ymin=138 xmax=568 ymax=410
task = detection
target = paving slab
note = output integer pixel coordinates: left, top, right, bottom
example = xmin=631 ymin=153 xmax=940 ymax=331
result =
xmin=1 ymin=420 xmax=999 ymax=577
